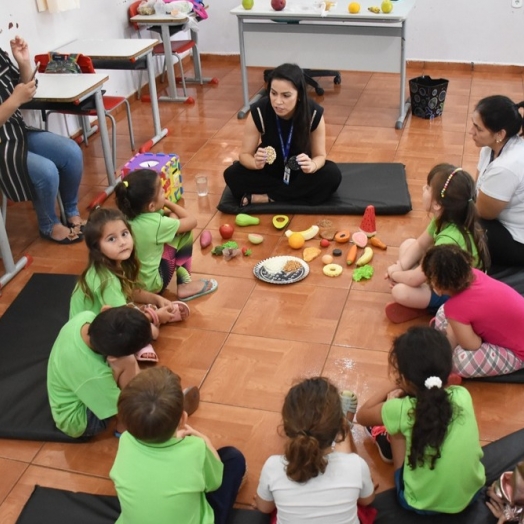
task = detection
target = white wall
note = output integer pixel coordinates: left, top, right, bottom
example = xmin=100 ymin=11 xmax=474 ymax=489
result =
xmin=2 ymin=0 xmax=522 ymax=114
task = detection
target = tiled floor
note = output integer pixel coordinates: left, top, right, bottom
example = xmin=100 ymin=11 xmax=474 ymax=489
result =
xmin=1 ymin=57 xmax=524 ymax=520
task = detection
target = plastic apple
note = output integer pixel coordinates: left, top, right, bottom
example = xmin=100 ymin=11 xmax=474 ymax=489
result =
xmin=271 ymin=0 xmax=286 ymax=11
xmin=242 ymin=0 xmax=254 ymax=9
xmin=219 ymin=224 xmax=234 ymax=240
xmin=381 ymin=0 xmax=393 ymax=13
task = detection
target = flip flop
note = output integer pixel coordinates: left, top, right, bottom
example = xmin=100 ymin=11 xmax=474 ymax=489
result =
xmin=183 ymin=386 xmax=200 ymax=416
xmin=135 ymin=344 xmax=159 ymax=363
xmin=169 ymin=301 xmax=190 ymax=322
xmin=385 ymin=302 xmax=429 ymax=324
xmin=179 ymin=279 xmax=218 ymax=302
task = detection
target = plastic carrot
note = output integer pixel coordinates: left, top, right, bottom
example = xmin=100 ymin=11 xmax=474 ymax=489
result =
xmin=347 ymin=244 xmax=358 ymax=265
xmin=370 ymin=236 xmax=387 ymax=250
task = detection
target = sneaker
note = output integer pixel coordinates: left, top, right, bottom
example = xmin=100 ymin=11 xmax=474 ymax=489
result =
xmin=365 ymin=425 xmax=393 ymax=463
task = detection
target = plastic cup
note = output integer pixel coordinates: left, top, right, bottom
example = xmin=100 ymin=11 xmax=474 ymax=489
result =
xmin=195 ymin=175 xmax=208 ymax=197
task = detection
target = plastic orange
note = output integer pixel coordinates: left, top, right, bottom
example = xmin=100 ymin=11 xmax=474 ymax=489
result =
xmin=288 ymin=232 xmax=305 ymax=249
xmin=348 ymin=2 xmax=360 ymax=13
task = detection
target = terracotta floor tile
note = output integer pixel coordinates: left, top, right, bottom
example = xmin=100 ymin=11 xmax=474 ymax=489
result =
xmin=0 ymin=440 xmax=43 ymax=464
xmin=201 ymin=333 xmax=330 ymax=411
xmin=0 ymin=458 xmax=28 ymax=506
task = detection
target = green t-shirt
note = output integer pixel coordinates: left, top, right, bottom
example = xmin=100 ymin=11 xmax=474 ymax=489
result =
xmin=427 ymin=218 xmax=480 ymax=267
xmin=47 ymin=311 xmax=121 ymax=437
xmin=110 ymin=432 xmax=223 ymax=524
xmin=129 ymin=211 xmax=180 ymax=292
xmin=382 ymin=386 xmax=485 ymax=513
xmin=69 ymin=267 xmax=127 ymax=319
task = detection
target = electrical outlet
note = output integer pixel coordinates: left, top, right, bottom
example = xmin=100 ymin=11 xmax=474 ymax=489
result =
xmin=512 ymin=0 xmax=522 ymax=8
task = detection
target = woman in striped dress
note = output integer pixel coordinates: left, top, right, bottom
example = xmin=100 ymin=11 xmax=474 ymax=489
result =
xmin=0 ymin=36 xmax=84 ymax=243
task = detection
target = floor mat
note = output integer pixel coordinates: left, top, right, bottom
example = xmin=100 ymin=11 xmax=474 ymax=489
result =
xmin=373 ymin=428 xmax=524 ymax=523
xmin=217 ymin=163 xmax=412 ymax=215
xmin=15 ymin=486 xmax=270 ymax=524
xmin=0 ymin=273 xmax=86 ymax=442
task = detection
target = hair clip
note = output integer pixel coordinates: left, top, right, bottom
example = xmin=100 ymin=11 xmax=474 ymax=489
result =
xmin=440 ymin=167 xmax=462 ymax=199
xmin=424 ymin=376 xmax=442 ymax=390
xmin=123 ymin=180 xmax=129 ymax=188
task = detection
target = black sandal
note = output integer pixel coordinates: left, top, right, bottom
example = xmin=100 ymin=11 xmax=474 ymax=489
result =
xmin=40 ymin=228 xmax=84 ymax=245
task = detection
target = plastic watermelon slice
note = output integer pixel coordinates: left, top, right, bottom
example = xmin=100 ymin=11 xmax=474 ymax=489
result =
xmin=359 ymin=205 xmax=376 ymax=237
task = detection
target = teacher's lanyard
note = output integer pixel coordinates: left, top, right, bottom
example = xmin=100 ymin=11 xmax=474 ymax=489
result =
xmin=276 ymin=118 xmax=294 ymax=185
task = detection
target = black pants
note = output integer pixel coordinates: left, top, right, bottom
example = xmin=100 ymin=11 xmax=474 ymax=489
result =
xmin=206 ymin=446 xmax=246 ymax=524
xmin=223 ymin=160 xmax=342 ymax=205
xmin=480 ymin=218 xmax=524 ymax=272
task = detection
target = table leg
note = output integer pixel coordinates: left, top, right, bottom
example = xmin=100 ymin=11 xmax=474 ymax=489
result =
xmin=0 ymin=210 xmax=30 ymax=291
xmin=139 ymin=52 xmax=168 ymax=153
xmin=182 ymin=28 xmax=216 ymax=85
xmin=94 ymin=89 xmax=116 ymax=186
xmin=159 ymin=25 xmax=190 ymax=103
xmin=237 ymin=18 xmax=251 ymax=119
xmin=395 ymin=20 xmax=411 ymax=130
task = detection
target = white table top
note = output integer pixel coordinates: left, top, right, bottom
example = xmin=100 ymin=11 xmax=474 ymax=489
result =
xmin=231 ymin=0 xmax=415 ymax=22
xmin=130 ymin=13 xmax=190 ymax=25
xmin=54 ymin=39 xmax=159 ymax=60
xmin=33 ymin=73 xmax=108 ymax=103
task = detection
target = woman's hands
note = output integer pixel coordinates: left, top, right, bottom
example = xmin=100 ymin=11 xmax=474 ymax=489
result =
xmin=296 ymin=153 xmax=319 ymax=174
xmin=10 ymin=81 xmax=37 ymax=107
xmin=10 ymin=36 xmax=30 ymax=66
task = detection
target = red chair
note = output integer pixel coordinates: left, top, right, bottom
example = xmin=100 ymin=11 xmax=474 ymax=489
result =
xmin=129 ymin=0 xmax=195 ymax=98
xmin=34 ymin=53 xmax=135 ymax=168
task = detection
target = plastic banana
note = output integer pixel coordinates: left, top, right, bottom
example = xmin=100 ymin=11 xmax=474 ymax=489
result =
xmin=356 ymin=246 xmax=374 ymax=266
xmin=285 ymin=225 xmax=320 ymax=241
xmin=368 ymin=6 xmax=380 ymax=13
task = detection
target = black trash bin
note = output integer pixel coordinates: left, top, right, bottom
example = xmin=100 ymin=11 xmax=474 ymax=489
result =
xmin=409 ymin=76 xmax=449 ymax=119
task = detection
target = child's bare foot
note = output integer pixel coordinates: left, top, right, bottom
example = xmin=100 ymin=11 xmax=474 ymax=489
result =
xmin=178 ymin=279 xmax=218 ymax=302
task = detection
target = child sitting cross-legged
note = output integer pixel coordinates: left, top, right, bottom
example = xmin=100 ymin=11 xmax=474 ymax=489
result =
xmin=358 ymin=326 xmax=486 ymax=515
xmin=110 ymin=366 xmax=246 ymax=524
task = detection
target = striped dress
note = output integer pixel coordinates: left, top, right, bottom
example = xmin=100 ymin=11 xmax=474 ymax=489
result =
xmin=0 ymin=48 xmax=34 ymax=201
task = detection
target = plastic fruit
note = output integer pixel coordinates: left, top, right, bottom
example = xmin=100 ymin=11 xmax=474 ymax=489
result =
xmin=360 ymin=205 xmax=377 ymax=237
xmin=322 ymin=254 xmax=333 ymax=265
xmin=334 ymin=230 xmax=350 ymax=243
xmin=368 ymin=6 xmax=380 ymax=13
xmin=320 ymin=238 xmax=330 ymax=248
xmin=235 ymin=213 xmax=260 ymax=226
xmin=356 ymin=247 xmax=374 ymax=266
xmin=272 ymin=215 xmax=289 ymax=230
xmin=381 ymin=0 xmax=393 ymax=13
xmin=288 ymin=232 xmax=305 ymax=249
xmin=242 ymin=0 xmax=254 ymax=9
xmin=200 ymin=230 xmax=212 ymax=248
xmin=352 ymin=231 xmax=368 ymax=248
xmin=370 ymin=236 xmax=387 ymax=250
xmin=271 ymin=0 xmax=286 ymax=11
xmin=248 ymin=233 xmax=264 ymax=245
xmin=285 ymin=225 xmax=319 ymax=241
xmin=348 ymin=2 xmax=360 ymax=13
xmin=219 ymin=224 xmax=234 ymax=240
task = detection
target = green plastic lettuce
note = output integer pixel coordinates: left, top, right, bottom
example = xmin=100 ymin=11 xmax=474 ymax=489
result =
xmin=352 ymin=264 xmax=374 ymax=282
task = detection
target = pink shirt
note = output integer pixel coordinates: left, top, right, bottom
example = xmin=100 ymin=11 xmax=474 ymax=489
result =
xmin=444 ymin=269 xmax=524 ymax=358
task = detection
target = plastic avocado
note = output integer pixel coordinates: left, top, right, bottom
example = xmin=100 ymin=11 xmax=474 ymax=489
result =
xmin=272 ymin=215 xmax=289 ymax=230
xmin=235 ymin=213 xmax=260 ymax=226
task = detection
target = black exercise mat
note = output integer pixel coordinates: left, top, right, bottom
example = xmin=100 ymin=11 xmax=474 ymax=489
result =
xmin=490 ymin=265 xmax=524 ymax=296
xmin=14 ymin=430 xmax=524 ymax=524
xmin=373 ymin=428 xmax=524 ymax=523
xmin=217 ymin=163 xmax=412 ymax=215
xmin=468 ymin=369 xmax=524 ymax=384
xmin=16 ymin=486 xmax=271 ymax=524
xmin=0 ymin=273 xmax=86 ymax=442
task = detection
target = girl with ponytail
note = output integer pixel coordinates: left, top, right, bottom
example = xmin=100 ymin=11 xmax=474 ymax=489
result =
xmin=358 ymin=326 xmax=485 ymax=515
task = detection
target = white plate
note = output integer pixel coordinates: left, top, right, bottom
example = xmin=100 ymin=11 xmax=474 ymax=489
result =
xmin=253 ymin=256 xmax=309 ymax=285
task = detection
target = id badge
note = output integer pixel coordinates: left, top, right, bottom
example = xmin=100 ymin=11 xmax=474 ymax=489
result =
xmin=283 ymin=166 xmax=291 ymax=185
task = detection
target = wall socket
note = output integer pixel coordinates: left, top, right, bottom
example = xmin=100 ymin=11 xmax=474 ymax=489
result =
xmin=512 ymin=0 xmax=522 ymax=8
